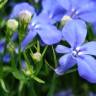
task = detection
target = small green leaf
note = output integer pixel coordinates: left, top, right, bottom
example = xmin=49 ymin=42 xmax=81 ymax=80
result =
xmin=31 ymin=76 xmax=45 ymax=84
xmin=0 ymin=79 xmax=9 ymax=93
xmin=12 ymin=71 xmax=26 ymax=81
xmin=0 ymin=0 xmax=8 ymax=9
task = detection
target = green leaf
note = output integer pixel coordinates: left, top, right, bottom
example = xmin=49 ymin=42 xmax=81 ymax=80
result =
xmin=0 ymin=0 xmax=8 ymax=9
xmin=0 ymin=79 xmax=9 ymax=93
xmin=12 ymin=71 xmax=26 ymax=81
xmin=31 ymin=76 xmax=45 ymax=84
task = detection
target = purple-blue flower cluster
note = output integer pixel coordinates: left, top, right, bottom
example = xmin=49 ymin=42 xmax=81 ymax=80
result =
xmin=8 ymin=0 xmax=96 ymax=83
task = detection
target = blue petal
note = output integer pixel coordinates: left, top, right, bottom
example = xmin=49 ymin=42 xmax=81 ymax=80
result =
xmin=55 ymin=54 xmax=76 ymax=75
xmin=92 ymin=22 xmax=96 ymax=35
xmin=21 ymin=60 xmax=26 ymax=69
xmin=77 ymin=2 xmax=96 ymax=22
xmin=42 ymin=0 xmax=66 ymax=22
xmin=21 ymin=30 xmax=37 ymax=50
xmin=10 ymin=2 xmax=35 ymax=18
xmin=81 ymin=41 xmax=96 ymax=56
xmin=42 ymin=0 xmax=57 ymax=13
xmin=57 ymin=0 xmax=71 ymax=10
xmin=0 ymin=38 xmax=6 ymax=53
xmin=3 ymin=54 xmax=11 ymax=63
xmin=77 ymin=55 xmax=96 ymax=83
xmin=38 ymin=24 xmax=62 ymax=45
xmin=32 ymin=13 xmax=53 ymax=25
xmin=11 ymin=32 xmax=18 ymax=41
xmin=62 ymin=19 xmax=87 ymax=48
xmin=56 ymin=45 xmax=70 ymax=54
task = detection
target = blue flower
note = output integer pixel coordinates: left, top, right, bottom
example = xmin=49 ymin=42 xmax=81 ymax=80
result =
xmin=55 ymin=19 xmax=96 ymax=83
xmin=53 ymin=0 xmax=96 ymax=23
xmin=41 ymin=0 xmax=66 ymax=23
xmin=54 ymin=89 xmax=73 ymax=96
xmin=0 ymin=38 xmax=6 ymax=53
xmin=3 ymin=53 xmax=11 ymax=63
xmin=10 ymin=2 xmax=35 ymax=18
xmin=21 ymin=13 xmax=62 ymax=50
xmin=10 ymin=2 xmax=35 ymax=23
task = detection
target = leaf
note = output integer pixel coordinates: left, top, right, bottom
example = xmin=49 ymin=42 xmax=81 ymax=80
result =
xmin=0 ymin=79 xmax=9 ymax=93
xmin=0 ymin=0 xmax=8 ymax=9
xmin=31 ymin=75 xmax=45 ymax=84
xmin=12 ymin=71 xmax=27 ymax=81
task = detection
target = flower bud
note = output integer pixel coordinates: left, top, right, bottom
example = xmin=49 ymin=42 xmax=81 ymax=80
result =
xmin=6 ymin=19 xmax=18 ymax=31
xmin=18 ymin=10 xmax=32 ymax=23
xmin=32 ymin=52 xmax=41 ymax=62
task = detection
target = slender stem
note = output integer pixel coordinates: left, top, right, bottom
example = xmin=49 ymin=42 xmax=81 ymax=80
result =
xmin=47 ymin=46 xmax=57 ymax=96
xmin=41 ymin=46 xmax=48 ymax=59
xmin=35 ymin=46 xmax=48 ymax=75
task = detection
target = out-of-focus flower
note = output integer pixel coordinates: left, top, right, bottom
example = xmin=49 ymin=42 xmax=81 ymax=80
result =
xmin=11 ymin=32 xmax=18 ymax=41
xmin=21 ymin=60 xmax=27 ymax=70
xmin=54 ymin=89 xmax=73 ymax=96
xmin=41 ymin=0 xmax=66 ymax=23
xmin=3 ymin=53 xmax=11 ymax=63
xmin=52 ymin=0 xmax=96 ymax=23
xmin=89 ymin=92 xmax=96 ymax=96
xmin=55 ymin=19 xmax=96 ymax=83
xmin=21 ymin=13 xmax=62 ymax=50
xmin=6 ymin=19 xmax=18 ymax=32
xmin=0 ymin=38 xmax=6 ymax=54
xmin=10 ymin=2 xmax=35 ymax=23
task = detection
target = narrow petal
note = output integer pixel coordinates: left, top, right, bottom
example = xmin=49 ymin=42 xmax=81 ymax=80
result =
xmin=55 ymin=54 xmax=76 ymax=75
xmin=0 ymin=38 xmax=6 ymax=53
xmin=81 ymin=41 xmax=96 ymax=56
xmin=92 ymin=22 xmax=96 ymax=35
xmin=21 ymin=30 xmax=37 ymax=50
xmin=11 ymin=32 xmax=18 ymax=41
xmin=3 ymin=54 xmax=11 ymax=63
xmin=38 ymin=24 xmax=62 ymax=45
xmin=62 ymin=19 xmax=87 ymax=48
xmin=77 ymin=55 xmax=96 ymax=83
xmin=56 ymin=45 xmax=70 ymax=54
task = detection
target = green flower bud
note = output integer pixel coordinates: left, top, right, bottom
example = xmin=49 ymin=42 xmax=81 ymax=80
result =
xmin=32 ymin=52 xmax=42 ymax=62
xmin=6 ymin=19 xmax=18 ymax=31
xmin=18 ymin=10 xmax=32 ymax=24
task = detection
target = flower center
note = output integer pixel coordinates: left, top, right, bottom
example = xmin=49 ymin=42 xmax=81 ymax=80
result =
xmin=70 ymin=8 xmax=77 ymax=17
xmin=72 ymin=47 xmax=82 ymax=57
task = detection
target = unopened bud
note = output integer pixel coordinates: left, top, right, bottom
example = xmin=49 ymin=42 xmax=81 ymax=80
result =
xmin=32 ymin=52 xmax=41 ymax=62
xmin=18 ymin=10 xmax=32 ymax=23
xmin=6 ymin=19 xmax=18 ymax=31
xmin=26 ymin=70 xmax=31 ymax=76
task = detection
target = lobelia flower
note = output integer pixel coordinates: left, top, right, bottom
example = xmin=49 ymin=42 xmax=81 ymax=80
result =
xmin=41 ymin=0 xmax=66 ymax=23
xmin=10 ymin=2 xmax=35 ymax=23
xmin=53 ymin=0 xmax=96 ymax=23
xmin=20 ymin=13 xmax=62 ymax=51
xmin=0 ymin=38 xmax=6 ymax=53
xmin=3 ymin=53 xmax=11 ymax=63
xmin=55 ymin=19 xmax=96 ymax=83
xmin=54 ymin=89 xmax=73 ymax=96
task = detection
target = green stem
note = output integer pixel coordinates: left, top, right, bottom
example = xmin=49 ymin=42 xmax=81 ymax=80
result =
xmin=47 ymin=46 xmax=57 ymax=96
xmin=36 ymin=46 xmax=48 ymax=75
xmin=23 ymin=52 xmax=33 ymax=73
